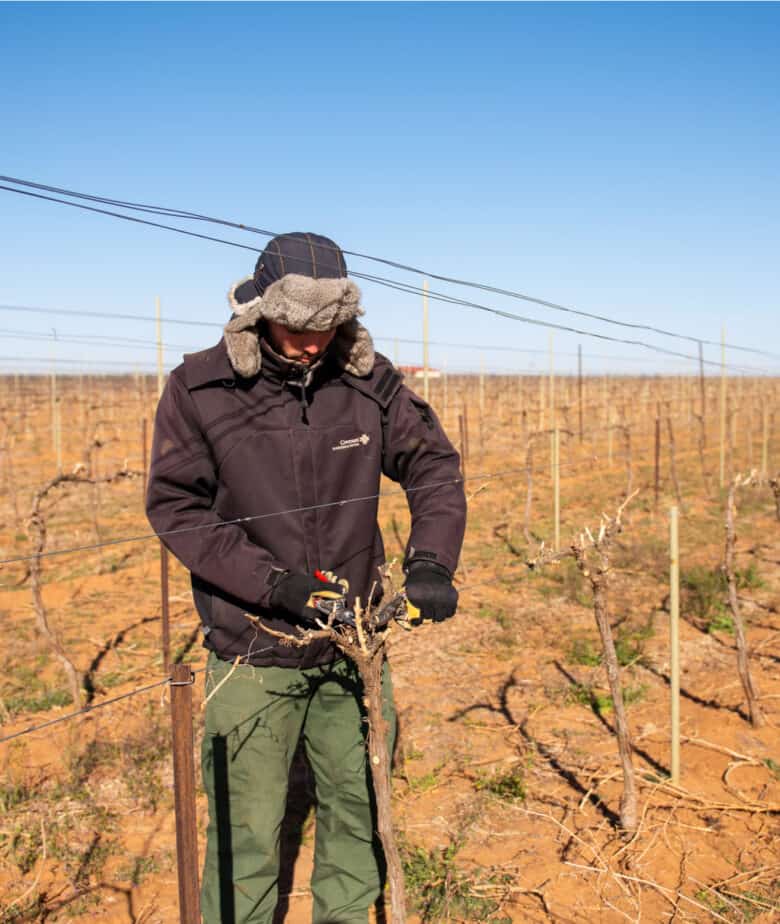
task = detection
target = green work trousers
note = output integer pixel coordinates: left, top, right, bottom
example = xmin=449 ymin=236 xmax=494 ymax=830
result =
xmin=200 ymin=651 xmax=397 ymax=924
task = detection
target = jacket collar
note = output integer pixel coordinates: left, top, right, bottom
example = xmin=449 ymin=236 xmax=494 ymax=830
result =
xmin=181 ymin=337 xmax=337 ymax=391
xmin=182 ymin=341 xmax=236 ymax=390
xmin=224 ymin=312 xmax=375 ymax=379
xmin=257 ymin=336 xmax=333 ymax=388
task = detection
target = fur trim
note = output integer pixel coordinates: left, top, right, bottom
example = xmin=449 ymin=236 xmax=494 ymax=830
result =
xmin=333 ymin=320 xmax=375 ymax=376
xmin=223 ymin=317 xmax=374 ymax=379
xmin=260 ymin=274 xmax=362 ymax=332
xmin=224 ymin=274 xmax=371 ymax=378
xmin=227 ymin=276 xmax=263 ymax=317
xmin=224 ymin=301 xmax=264 ymax=377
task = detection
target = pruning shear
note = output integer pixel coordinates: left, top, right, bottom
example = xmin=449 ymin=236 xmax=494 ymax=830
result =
xmin=309 ymin=570 xmax=357 ymax=627
xmin=311 ymin=570 xmax=422 ymax=629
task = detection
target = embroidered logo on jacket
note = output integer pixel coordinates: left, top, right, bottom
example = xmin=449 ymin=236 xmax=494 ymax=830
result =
xmin=332 ymin=434 xmax=371 ymax=451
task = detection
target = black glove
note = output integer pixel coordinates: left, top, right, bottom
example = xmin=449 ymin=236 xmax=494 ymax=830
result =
xmin=270 ymin=572 xmax=344 ymax=623
xmin=404 ymin=560 xmax=458 ymax=623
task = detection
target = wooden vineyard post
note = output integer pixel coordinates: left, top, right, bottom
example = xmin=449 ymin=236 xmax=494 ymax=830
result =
xmin=719 ymin=327 xmax=726 ymax=489
xmin=141 ymin=418 xmax=148 ymax=497
xmin=669 ymin=506 xmax=680 ymax=785
xmin=79 ymin=372 xmax=86 ymax=430
xmin=553 ymin=427 xmax=560 ymax=551
xmin=458 ymin=414 xmax=466 ymax=480
xmin=667 ymin=417 xmax=685 ymax=511
xmin=762 ymin=405 xmax=769 ymax=481
xmin=477 ymin=360 xmax=485 ymax=467
xmin=578 ymin=344 xmax=583 ymax=444
xmin=50 ymin=365 xmax=55 ymax=458
xmin=169 ymin=663 xmax=201 ymax=924
xmin=549 ymin=334 xmax=555 ymax=479
xmin=50 ymin=365 xmax=62 ymax=474
xmin=654 ymin=410 xmax=661 ymax=510
xmin=422 ymin=280 xmax=430 ymax=403
xmin=156 ymin=295 xmax=165 ymax=399
xmin=161 ymin=544 xmax=171 ymax=675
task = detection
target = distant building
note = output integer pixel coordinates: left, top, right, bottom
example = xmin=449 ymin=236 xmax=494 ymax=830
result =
xmin=398 ymin=365 xmax=442 ymax=379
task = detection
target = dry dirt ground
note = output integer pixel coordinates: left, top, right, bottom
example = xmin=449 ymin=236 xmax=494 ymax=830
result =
xmin=0 ymin=374 xmax=779 ymax=923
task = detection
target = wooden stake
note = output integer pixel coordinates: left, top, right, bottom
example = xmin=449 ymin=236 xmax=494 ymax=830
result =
xmin=577 ymin=344 xmax=583 ymax=443
xmin=549 ymin=336 xmax=556 ymax=480
xmin=54 ymin=390 xmax=62 ymax=475
xmin=719 ymin=327 xmax=726 ymax=489
xmin=169 ymin=663 xmax=201 ymax=923
xmin=654 ymin=411 xmax=661 ymax=510
xmin=142 ymin=418 xmax=149 ymax=497
xmin=669 ymin=506 xmax=680 ymax=785
xmin=422 ymin=280 xmax=430 ymax=403
xmin=79 ymin=373 xmax=86 ymax=430
xmin=548 ymin=333 xmax=555 ymax=419
xmin=458 ymin=414 xmax=466 ymax=480
xmin=50 ymin=366 xmax=60 ymax=473
xmin=156 ymin=295 xmax=164 ymax=400
xmin=479 ymin=355 xmax=485 ymax=418
xmin=762 ymin=405 xmax=769 ymax=480
xmin=161 ymin=544 xmax=171 ymax=675
xmin=553 ymin=427 xmax=560 ymax=551
xmin=667 ymin=417 xmax=685 ymax=511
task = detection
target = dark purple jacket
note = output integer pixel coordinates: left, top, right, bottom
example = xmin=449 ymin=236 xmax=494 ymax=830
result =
xmin=146 ymin=338 xmax=466 ymax=668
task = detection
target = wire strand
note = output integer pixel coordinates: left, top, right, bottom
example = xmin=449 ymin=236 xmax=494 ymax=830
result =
xmin=0 ymin=673 xmax=185 ymax=745
xmin=2 ymin=181 xmax=778 ymax=375
xmin=0 ymin=455 xmax=606 ymax=567
xmin=2 ymin=174 xmax=778 ymax=360
xmin=0 ymin=571 xmax=518 ymax=745
xmin=1 ymin=320 xmax=745 ymax=367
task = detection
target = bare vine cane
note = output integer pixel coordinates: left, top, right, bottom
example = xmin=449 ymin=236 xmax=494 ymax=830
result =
xmin=725 ymin=472 xmax=766 ymax=728
xmin=27 ymin=466 xmax=139 ymax=707
xmin=245 ymin=569 xmax=409 ymax=924
xmin=527 ymin=491 xmax=640 ymax=832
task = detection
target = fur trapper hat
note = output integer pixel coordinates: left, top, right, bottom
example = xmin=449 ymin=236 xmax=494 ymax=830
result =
xmin=225 ymin=232 xmax=374 ymax=378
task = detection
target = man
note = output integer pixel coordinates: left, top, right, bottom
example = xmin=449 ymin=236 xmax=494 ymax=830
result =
xmin=146 ymin=232 xmax=467 ymax=923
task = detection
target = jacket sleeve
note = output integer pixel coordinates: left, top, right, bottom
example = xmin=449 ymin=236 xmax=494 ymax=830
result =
xmin=145 ymin=371 xmax=284 ymax=607
xmin=381 ymin=385 xmax=466 ymax=575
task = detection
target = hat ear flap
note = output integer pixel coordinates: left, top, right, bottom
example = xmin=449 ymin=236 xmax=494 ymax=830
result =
xmin=224 ymin=302 xmax=263 ymax=377
xmin=334 ymin=320 xmax=375 ymax=376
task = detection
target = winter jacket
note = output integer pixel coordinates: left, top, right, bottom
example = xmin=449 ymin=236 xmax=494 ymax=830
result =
xmin=146 ymin=337 xmax=466 ymax=668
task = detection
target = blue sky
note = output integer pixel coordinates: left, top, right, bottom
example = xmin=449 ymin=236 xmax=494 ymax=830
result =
xmin=1 ymin=2 xmax=778 ymax=376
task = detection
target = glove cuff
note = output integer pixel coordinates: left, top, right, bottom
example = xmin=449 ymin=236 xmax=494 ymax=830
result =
xmin=406 ymin=559 xmax=452 ymax=579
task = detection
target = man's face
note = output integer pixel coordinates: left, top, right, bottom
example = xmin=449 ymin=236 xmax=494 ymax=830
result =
xmin=267 ymin=321 xmax=337 ymax=365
